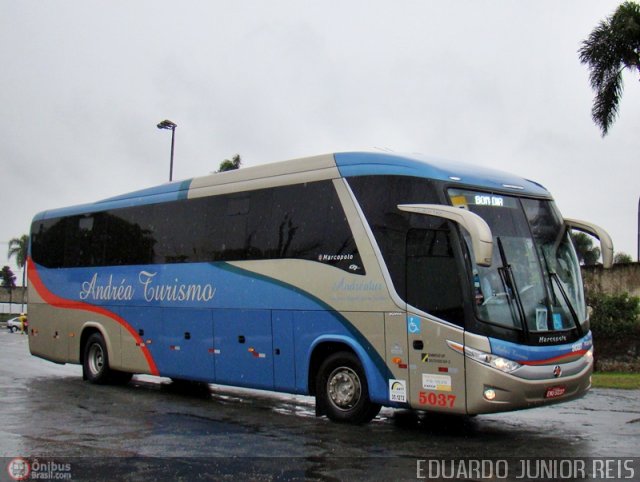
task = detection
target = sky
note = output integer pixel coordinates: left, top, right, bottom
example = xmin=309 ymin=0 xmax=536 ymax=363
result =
xmin=1 ymin=0 xmax=639 ymax=284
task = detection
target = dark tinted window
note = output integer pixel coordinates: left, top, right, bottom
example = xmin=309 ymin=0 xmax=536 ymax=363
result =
xmin=30 ymin=218 xmax=66 ymax=268
xmin=347 ymin=176 xmax=440 ymax=298
xmin=348 ymin=175 xmax=465 ymax=325
xmin=30 ymin=180 xmax=362 ymax=274
xmin=271 ymin=183 xmax=360 ymax=269
xmin=406 ymin=227 xmax=465 ymax=325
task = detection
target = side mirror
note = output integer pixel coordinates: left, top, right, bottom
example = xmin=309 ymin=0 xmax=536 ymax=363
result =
xmin=398 ymin=204 xmax=493 ymax=267
xmin=564 ymin=218 xmax=614 ymax=269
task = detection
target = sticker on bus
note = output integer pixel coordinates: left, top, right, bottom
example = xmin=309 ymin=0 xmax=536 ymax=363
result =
xmin=422 ymin=373 xmax=452 ymax=392
xmin=389 ymin=379 xmax=407 ymax=403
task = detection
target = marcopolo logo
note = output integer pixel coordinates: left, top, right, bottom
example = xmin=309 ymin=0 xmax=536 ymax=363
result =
xmin=317 ymin=253 xmax=354 ymax=262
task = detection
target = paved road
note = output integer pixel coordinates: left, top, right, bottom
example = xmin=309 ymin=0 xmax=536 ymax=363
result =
xmin=1 ymin=330 xmax=638 ymax=481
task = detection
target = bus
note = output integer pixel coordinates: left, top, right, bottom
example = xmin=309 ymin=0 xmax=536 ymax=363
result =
xmin=28 ymin=152 xmax=613 ymax=424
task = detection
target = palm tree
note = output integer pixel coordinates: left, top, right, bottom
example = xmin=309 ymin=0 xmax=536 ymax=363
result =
xmin=8 ymin=234 xmax=28 ymax=277
xmin=571 ymin=232 xmax=601 ymax=265
xmin=8 ymin=234 xmax=29 ymax=311
xmin=0 ymin=266 xmax=16 ymax=288
xmin=217 ymin=154 xmax=242 ymax=172
xmin=1 ymin=266 xmax=17 ymax=307
xmin=579 ymin=1 xmax=640 ymax=136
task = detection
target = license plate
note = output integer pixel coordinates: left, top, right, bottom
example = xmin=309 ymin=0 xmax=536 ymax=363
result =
xmin=545 ymin=386 xmax=566 ymax=399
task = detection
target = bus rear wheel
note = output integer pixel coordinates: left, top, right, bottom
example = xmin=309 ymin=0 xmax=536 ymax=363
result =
xmin=316 ymin=352 xmax=381 ymax=424
xmin=83 ymin=332 xmax=132 ymax=385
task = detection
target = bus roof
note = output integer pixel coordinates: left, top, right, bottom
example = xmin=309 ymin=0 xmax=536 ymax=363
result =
xmin=33 ymin=151 xmax=551 ymax=220
xmin=334 ymin=152 xmax=549 ymax=196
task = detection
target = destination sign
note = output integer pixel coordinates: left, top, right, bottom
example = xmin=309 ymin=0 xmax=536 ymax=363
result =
xmin=449 ymin=189 xmax=517 ymax=209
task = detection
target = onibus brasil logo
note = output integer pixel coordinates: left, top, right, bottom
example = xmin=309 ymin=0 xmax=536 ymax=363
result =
xmin=7 ymin=458 xmax=72 ymax=480
xmin=7 ymin=458 xmax=30 ymax=481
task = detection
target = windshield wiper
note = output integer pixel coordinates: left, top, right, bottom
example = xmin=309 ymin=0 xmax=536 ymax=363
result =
xmin=496 ymin=237 xmax=530 ymax=341
xmin=538 ymin=225 xmax=584 ymax=337
xmin=549 ymin=272 xmax=584 ymax=337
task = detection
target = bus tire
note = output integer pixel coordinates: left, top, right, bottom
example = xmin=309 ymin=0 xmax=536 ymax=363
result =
xmin=83 ymin=332 xmax=131 ymax=385
xmin=316 ymin=351 xmax=381 ymax=424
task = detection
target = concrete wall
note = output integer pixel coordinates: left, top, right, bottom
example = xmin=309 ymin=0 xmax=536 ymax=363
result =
xmin=581 ymin=262 xmax=640 ymax=298
xmin=0 ymin=287 xmax=27 ymax=304
xmin=581 ymin=263 xmax=640 ymax=372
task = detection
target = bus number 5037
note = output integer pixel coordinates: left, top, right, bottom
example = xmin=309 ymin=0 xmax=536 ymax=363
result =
xmin=419 ymin=392 xmax=456 ymax=408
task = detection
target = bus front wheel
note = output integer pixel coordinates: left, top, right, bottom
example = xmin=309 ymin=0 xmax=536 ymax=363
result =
xmin=83 ymin=332 xmax=132 ymax=385
xmin=316 ymin=352 xmax=381 ymax=424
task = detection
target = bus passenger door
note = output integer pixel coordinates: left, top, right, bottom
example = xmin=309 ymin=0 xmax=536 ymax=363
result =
xmin=161 ymin=308 xmax=215 ymax=382
xmin=213 ymin=309 xmax=274 ymax=390
xmin=272 ymin=311 xmax=296 ymax=392
xmin=405 ymin=227 xmax=467 ymax=414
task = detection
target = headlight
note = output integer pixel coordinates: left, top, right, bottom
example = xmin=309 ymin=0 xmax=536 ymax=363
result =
xmin=585 ymin=348 xmax=594 ymax=362
xmin=464 ymin=346 xmax=521 ymax=373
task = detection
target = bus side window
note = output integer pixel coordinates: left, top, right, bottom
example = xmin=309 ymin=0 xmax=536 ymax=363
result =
xmin=406 ymin=226 xmax=465 ymax=326
xmin=31 ymin=218 xmax=66 ymax=268
xmin=64 ymin=215 xmax=94 ymax=267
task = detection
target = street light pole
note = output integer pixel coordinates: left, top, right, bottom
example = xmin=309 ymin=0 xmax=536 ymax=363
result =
xmin=157 ymin=119 xmax=177 ymax=181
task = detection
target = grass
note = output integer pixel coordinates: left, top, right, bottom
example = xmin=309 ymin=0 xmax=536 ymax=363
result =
xmin=592 ymin=372 xmax=640 ymax=389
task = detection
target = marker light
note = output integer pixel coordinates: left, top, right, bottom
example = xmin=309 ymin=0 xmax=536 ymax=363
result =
xmin=483 ymin=389 xmax=497 ymax=401
xmin=464 ymin=346 xmax=521 ymax=373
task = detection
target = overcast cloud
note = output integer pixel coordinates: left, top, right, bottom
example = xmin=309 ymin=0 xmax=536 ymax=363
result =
xmin=1 ymin=1 xmax=639 ymax=280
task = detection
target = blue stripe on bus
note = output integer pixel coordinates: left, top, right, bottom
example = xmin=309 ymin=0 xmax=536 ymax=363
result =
xmin=35 ymin=261 xmax=393 ymax=402
xmin=34 ymin=179 xmax=194 ymax=219
xmin=98 ymin=178 xmax=192 ymax=203
xmin=334 ymin=152 xmax=551 ymax=197
xmin=215 ymin=263 xmax=393 ymax=401
xmin=488 ymin=331 xmax=593 ymax=363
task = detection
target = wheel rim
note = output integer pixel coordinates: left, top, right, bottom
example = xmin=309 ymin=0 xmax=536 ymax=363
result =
xmin=87 ymin=343 xmax=105 ymax=376
xmin=327 ymin=366 xmax=362 ymax=411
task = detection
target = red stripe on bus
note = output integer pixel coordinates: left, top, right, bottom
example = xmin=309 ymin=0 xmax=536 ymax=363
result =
xmin=519 ymin=350 xmax=587 ymax=366
xmin=27 ymin=258 xmax=159 ymax=376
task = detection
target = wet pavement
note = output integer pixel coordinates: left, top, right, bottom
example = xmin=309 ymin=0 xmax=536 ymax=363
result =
xmin=1 ymin=330 xmax=639 ymax=481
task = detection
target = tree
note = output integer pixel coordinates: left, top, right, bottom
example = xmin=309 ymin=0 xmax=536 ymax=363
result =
xmin=1 ymin=266 xmax=16 ymax=288
xmin=579 ymin=1 xmax=640 ymax=136
xmin=217 ymin=154 xmax=242 ymax=172
xmin=614 ymin=252 xmax=633 ymax=264
xmin=571 ymin=232 xmax=601 ymax=265
xmin=8 ymin=234 xmax=29 ymax=287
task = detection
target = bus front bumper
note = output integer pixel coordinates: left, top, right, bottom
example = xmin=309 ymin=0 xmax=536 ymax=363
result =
xmin=465 ymin=355 xmax=593 ymax=415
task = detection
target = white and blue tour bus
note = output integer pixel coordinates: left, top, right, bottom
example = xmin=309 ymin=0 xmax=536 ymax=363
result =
xmin=28 ymin=152 xmax=613 ymax=423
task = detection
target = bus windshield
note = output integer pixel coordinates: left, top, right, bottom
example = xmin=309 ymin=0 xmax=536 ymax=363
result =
xmin=449 ymin=189 xmax=586 ymax=335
